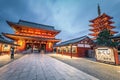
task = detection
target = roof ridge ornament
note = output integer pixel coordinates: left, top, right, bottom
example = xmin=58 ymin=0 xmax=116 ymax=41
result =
xmin=98 ymin=4 xmax=101 ymax=16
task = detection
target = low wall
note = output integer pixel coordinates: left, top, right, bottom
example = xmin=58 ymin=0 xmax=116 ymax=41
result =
xmin=95 ymin=47 xmax=119 ymax=65
xmin=57 ymin=47 xmax=91 ymax=57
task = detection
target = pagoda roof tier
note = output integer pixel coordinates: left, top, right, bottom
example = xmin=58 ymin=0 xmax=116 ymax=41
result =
xmin=89 ymin=30 xmax=118 ymax=36
xmin=7 ymin=20 xmax=61 ymax=33
xmin=89 ymin=26 xmax=116 ymax=32
xmin=106 ymin=26 xmax=115 ymax=29
xmin=2 ymin=33 xmax=61 ymax=42
xmin=89 ymin=29 xmax=98 ymax=32
xmin=89 ymin=24 xmax=116 ymax=29
xmin=89 ymin=21 xmax=114 ymax=27
xmin=90 ymin=13 xmax=113 ymax=23
xmin=89 ymin=33 xmax=99 ymax=36
xmin=110 ymin=31 xmax=118 ymax=34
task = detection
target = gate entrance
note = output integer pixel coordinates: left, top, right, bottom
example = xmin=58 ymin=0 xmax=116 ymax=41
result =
xmin=26 ymin=43 xmax=46 ymax=53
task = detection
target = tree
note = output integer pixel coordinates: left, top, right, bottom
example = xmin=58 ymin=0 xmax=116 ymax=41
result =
xmin=96 ymin=29 xmax=118 ymax=47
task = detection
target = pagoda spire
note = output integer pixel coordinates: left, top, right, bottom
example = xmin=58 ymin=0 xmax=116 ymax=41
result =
xmin=98 ymin=4 xmax=101 ymax=16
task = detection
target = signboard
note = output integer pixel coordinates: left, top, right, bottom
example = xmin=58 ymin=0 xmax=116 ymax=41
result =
xmin=95 ymin=47 xmax=115 ymax=63
xmin=78 ymin=44 xmax=90 ymax=48
xmin=77 ymin=44 xmax=84 ymax=47
xmin=85 ymin=44 xmax=90 ymax=48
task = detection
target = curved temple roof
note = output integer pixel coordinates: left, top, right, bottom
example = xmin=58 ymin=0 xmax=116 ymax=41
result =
xmin=0 ymin=34 xmax=19 ymax=46
xmin=111 ymin=33 xmax=120 ymax=39
xmin=55 ymin=36 xmax=92 ymax=46
xmin=7 ymin=20 xmax=61 ymax=32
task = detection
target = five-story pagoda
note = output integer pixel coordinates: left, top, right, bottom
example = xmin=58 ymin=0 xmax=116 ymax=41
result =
xmin=89 ymin=4 xmax=118 ymax=39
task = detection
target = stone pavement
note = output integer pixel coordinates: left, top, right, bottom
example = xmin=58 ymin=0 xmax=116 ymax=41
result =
xmin=49 ymin=53 xmax=120 ymax=80
xmin=0 ymin=53 xmax=99 ymax=80
xmin=0 ymin=54 xmax=24 ymax=67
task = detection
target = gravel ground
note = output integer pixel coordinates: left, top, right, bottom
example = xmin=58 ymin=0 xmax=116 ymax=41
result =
xmin=48 ymin=53 xmax=120 ymax=80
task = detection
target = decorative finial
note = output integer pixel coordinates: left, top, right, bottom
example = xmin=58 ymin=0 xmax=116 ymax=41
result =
xmin=98 ymin=4 xmax=101 ymax=16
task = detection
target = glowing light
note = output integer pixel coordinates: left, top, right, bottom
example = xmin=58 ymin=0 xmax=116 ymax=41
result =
xmin=18 ymin=40 xmax=23 ymax=46
xmin=3 ymin=44 xmax=10 ymax=51
xmin=49 ymin=42 xmax=52 ymax=48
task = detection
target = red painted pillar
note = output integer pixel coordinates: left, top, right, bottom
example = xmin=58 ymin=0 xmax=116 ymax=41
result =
xmin=113 ymin=48 xmax=119 ymax=65
xmin=70 ymin=44 xmax=72 ymax=58
xmin=62 ymin=48 xmax=63 ymax=56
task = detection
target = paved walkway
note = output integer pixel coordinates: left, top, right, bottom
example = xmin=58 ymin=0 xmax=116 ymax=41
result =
xmin=49 ymin=53 xmax=120 ymax=80
xmin=0 ymin=54 xmax=24 ymax=67
xmin=0 ymin=54 xmax=98 ymax=80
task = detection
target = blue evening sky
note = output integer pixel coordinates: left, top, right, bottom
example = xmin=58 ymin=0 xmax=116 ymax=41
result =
xmin=0 ymin=0 xmax=120 ymax=41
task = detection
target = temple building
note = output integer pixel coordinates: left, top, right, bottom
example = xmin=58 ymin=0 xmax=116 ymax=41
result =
xmin=0 ymin=34 xmax=18 ymax=55
xmin=3 ymin=20 xmax=61 ymax=52
xmin=112 ymin=33 xmax=120 ymax=42
xmin=112 ymin=33 xmax=120 ymax=55
xmin=55 ymin=36 xmax=93 ymax=57
xmin=89 ymin=5 xmax=117 ymax=39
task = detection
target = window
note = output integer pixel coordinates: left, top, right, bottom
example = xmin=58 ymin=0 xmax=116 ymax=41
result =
xmin=3 ymin=44 xmax=10 ymax=51
xmin=72 ymin=46 xmax=77 ymax=53
xmin=57 ymin=47 xmax=61 ymax=53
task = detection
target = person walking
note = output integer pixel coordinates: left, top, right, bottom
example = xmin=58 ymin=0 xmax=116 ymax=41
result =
xmin=10 ymin=46 xmax=14 ymax=59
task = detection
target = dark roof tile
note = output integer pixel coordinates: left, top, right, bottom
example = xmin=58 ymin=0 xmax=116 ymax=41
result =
xmin=0 ymin=34 xmax=19 ymax=46
xmin=56 ymin=36 xmax=90 ymax=46
xmin=7 ymin=20 xmax=60 ymax=32
xmin=112 ymin=33 xmax=120 ymax=38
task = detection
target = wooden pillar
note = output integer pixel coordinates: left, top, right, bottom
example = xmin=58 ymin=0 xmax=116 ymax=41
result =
xmin=113 ymin=48 xmax=119 ymax=65
xmin=56 ymin=47 xmax=58 ymax=54
xmin=62 ymin=47 xmax=63 ymax=56
xmin=32 ymin=43 xmax=33 ymax=53
xmin=84 ymin=41 xmax=85 ymax=48
xmin=0 ymin=43 xmax=2 ymax=52
xmin=70 ymin=44 xmax=72 ymax=58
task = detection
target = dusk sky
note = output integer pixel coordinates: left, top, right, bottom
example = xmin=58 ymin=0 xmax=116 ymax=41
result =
xmin=0 ymin=0 xmax=120 ymax=41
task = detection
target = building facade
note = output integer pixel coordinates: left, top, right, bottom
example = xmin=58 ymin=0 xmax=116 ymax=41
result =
xmin=112 ymin=33 xmax=120 ymax=55
xmin=0 ymin=35 xmax=18 ymax=55
xmin=3 ymin=20 xmax=61 ymax=52
xmin=56 ymin=36 xmax=93 ymax=57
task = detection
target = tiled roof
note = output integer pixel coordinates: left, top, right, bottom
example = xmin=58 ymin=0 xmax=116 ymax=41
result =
xmin=0 ymin=34 xmax=18 ymax=46
xmin=56 ymin=36 xmax=90 ymax=46
xmin=112 ymin=33 xmax=120 ymax=38
xmin=0 ymin=35 xmax=11 ymax=43
xmin=90 ymin=13 xmax=113 ymax=22
xmin=7 ymin=20 xmax=60 ymax=32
